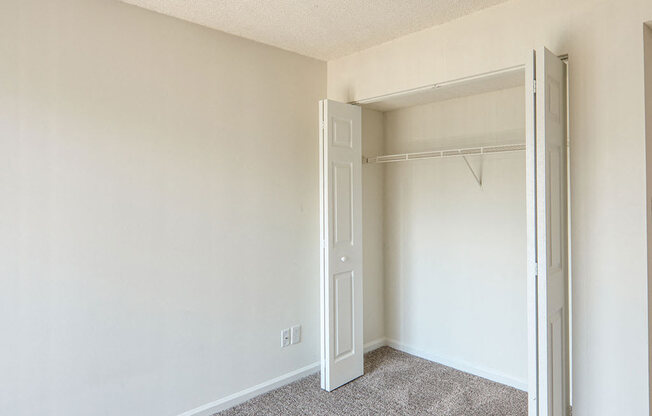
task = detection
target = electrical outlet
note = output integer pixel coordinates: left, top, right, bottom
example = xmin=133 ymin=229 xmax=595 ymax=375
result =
xmin=290 ymin=325 xmax=301 ymax=345
xmin=281 ymin=328 xmax=290 ymax=347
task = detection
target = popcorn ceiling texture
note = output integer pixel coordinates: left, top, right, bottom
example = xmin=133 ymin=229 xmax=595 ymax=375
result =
xmin=121 ymin=0 xmax=508 ymax=60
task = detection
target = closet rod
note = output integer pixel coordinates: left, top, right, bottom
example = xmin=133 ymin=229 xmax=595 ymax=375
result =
xmin=364 ymin=143 xmax=525 ymax=164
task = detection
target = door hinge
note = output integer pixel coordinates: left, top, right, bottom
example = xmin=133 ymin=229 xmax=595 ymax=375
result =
xmin=320 ymin=121 xmax=326 ymax=130
xmin=533 ymin=79 xmax=537 ymax=94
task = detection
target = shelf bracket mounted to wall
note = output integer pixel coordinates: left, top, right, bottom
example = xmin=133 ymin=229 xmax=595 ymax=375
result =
xmin=462 ymin=155 xmax=483 ymax=187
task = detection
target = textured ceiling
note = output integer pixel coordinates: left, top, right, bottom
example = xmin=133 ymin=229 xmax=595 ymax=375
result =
xmin=121 ymin=0 xmax=509 ymax=60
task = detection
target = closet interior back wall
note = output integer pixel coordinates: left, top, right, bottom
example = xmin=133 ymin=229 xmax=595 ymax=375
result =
xmin=363 ymin=86 xmax=528 ymax=388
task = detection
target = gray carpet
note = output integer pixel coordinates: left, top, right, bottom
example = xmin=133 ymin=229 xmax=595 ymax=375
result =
xmin=216 ymin=347 xmax=527 ymax=415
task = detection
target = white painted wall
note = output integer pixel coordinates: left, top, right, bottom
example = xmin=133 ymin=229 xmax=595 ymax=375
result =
xmin=0 ymin=1 xmax=325 ymax=415
xmin=381 ymin=87 xmax=527 ymax=387
xmin=328 ymin=0 xmax=652 ymax=414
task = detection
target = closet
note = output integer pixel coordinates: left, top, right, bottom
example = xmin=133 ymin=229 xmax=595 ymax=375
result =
xmin=319 ymin=48 xmax=570 ymax=416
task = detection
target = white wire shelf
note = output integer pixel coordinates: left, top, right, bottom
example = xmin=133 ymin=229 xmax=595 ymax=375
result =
xmin=364 ymin=143 xmax=526 ymax=164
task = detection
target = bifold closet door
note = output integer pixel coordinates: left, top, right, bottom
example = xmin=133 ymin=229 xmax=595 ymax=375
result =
xmin=526 ymin=48 xmax=570 ymax=416
xmin=319 ymin=99 xmax=363 ymax=391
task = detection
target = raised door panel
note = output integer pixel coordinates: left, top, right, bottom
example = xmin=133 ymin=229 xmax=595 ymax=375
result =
xmin=334 ymin=271 xmax=354 ymax=360
xmin=333 ymin=163 xmax=353 ymax=247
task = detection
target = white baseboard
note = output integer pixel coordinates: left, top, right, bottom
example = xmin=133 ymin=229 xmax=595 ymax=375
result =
xmin=180 ymin=339 xmax=385 ymax=416
xmin=364 ymin=337 xmax=387 ymax=353
xmin=385 ymin=338 xmax=527 ymax=391
xmin=177 ymin=361 xmax=319 ymax=416
xmin=178 ymin=338 xmax=524 ymax=416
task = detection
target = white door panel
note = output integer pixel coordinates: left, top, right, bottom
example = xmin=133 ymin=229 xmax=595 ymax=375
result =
xmin=528 ymin=47 xmax=570 ymax=416
xmin=320 ymin=99 xmax=363 ymax=391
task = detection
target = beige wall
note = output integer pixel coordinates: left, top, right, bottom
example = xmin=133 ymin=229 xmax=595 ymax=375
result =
xmin=328 ymin=0 xmax=652 ymax=414
xmin=0 ymin=1 xmax=325 ymax=415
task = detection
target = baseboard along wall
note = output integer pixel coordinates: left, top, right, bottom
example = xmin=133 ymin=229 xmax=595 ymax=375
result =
xmin=177 ymin=337 xmax=524 ymax=415
xmin=383 ymin=338 xmax=527 ymax=391
xmin=177 ymin=361 xmax=320 ymax=416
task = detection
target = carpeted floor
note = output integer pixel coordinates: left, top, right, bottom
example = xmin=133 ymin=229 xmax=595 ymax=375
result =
xmin=216 ymin=347 xmax=527 ymax=415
